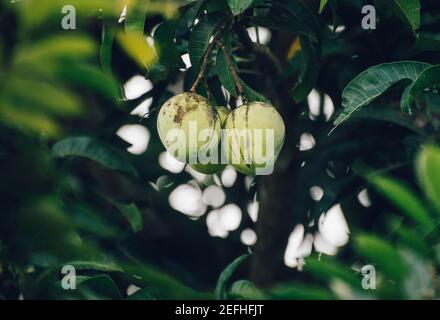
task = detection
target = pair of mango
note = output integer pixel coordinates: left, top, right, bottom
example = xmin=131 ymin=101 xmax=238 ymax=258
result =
xmin=157 ymin=92 xmax=285 ymax=175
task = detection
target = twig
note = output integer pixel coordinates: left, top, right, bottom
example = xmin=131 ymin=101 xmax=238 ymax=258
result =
xmin=190 ymin=23 xmax=227 ymax=93
xmin=215 ymin=39 xmax=246 ymax=103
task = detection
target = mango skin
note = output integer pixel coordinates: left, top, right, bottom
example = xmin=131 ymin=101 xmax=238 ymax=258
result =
xmin=157 ymin=93 xmax=221 ymax=163
xmin=223 ymin=102 xmax=285 ymax=175
xmin=216 ymin=106 xmax=231 ymax=126
xmin=190 ymin=107 xmax=230 ymax=174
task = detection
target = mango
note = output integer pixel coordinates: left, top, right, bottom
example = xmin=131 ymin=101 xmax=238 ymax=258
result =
xmin=157 ymin=92 xmax=221 ymax=163
xmin=222 ymin=102 xmax=285 ymax=175
xmin=190 ymin=107 xmax=230 ymax=174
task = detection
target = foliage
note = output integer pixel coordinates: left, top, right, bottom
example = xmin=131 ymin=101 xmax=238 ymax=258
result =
xmin=0 ymin=0 xmax=440 ymax=300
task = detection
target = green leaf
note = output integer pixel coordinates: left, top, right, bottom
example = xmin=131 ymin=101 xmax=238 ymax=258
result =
xmin=55 ymin=64 xmax=121 ymax=102
xmin=401 ymin=65 xmax=440 ymax=113
xmin=405 ymin=34 xmax=440 ymax=56
xmin=270 ymin=283 xmax=334 ymax=300
xmin=216 ymin=32 xmax=238 ymax=96
xmin=334 ymin=61 xmax=431 ymax=127
xmin=241 ymin=80 xmax=271 ymax=103
xmin=114 ymin=203 xmax=143 ymax=233
xmin=268 ymin=0 xmax=320 ymax=34
xmin=70 ymin=205 xmax=119 ymax=239
xmin=249 ymin=16 xmax=318 ymax=43
xmin=354 ymin=234 xmax=407 ymax=280
xmin=0 ymin=100 xmax=61 ymax=137
xmin=124 ymin=0 xmax=149 ymax=38
xmin=266 ymin=0 xmax=320 ymax=102
xmin=277 ymin=0 xmax=317 ymax=22
xmin=417 ymin=144 xmax=440 ymax=215
xmin=215 ymin=253 xmax=249 ymax=300
xmin=6 ymin=77 xmax=82 ymax=117
xmin=67 ymin=260 xmax=124 ymax=273
xmin=389 ymin=0 xmax=421 ymax=32
xmin=227 ymin=0 xmax=254 ymax=15
xmin=123 ymin=264 xmax=209 ymax=299
xmin=350 ymin=105 xmax=427 ymax=136
xmin=189 ymin=12 xmax=224 ymax=73
xmin=127 ymin=287 xmax=161 ymax=300
xmin=76 ymin=275 xmax=122 ymax=300
xmin=290 ymin=37 xmax=321 ymax=103
xmin=388 ymin=218 xmax=431 ymax=257
xmin=14 ymin=35 xmax=97 ymax=65
xmin=100 ymin=20 xmax=117 ymax=74
xmin=154 ymin=19 xmax=183 ymax=69
xmin=52 ymin=136 xmax=138 ymax=178
xmin=367 ymin=174 xmax=434 ymax=228
xmin=305 ymin=257 xmax=360 ymax=288
xmin=176 ymin=0 xmax=207 ymax=35
xmin=229 ymin=280 xmax=265 ymax=300
xmin=319 ymin=0 xmax=329 ymax=13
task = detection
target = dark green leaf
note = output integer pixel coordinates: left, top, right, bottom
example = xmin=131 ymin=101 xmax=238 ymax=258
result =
xmin=334 ymin=61 xmax=431 ymax=127
xmin=270 ymin=283 xmax=334 ymax=300
xmin=405 ymin=34 xmax=440 ymax=56
xmin=52 ymin=136 xmax=138 ymax=178
xmin=350 ymin=105 xmax=427 ymax=136
xmin=127 ymin=287 xmax=161 ymax=300
xmin=123 ymin=264 xmax=209 ymax=299
xmin=229 ymin=280 xmax=265 ymax=299
xmin=227 ymin=0 xmax=254 ymax=15
xmin=55 ymin=63 xmax=121 ymax=102
xmin=367 ymin=174 xmax=434 ymax=228
xmin=417 ymin=144 xmax=440 ymax=215
xmin=389 ymin=0 xmax=421 ymax=32
xmin=177 ymin=0 xmax=207 ymax=34
xmin=100 ymin=20 xmax=117 ymax=74
xmin=124 ymin=0 xmax=149 ymax=38
xmin=67 ymin=261 xmax=123 ymax=273
xmin=290 ymin=37 xmax=321 ymax=103
xmin=304 ymin=257 xmax=360 ymax=287
xmin=76 ymin=275 xmax=122 ymax=300
xmin=249 ymin=16 xmax=318 ymax=43
xmin=319 ymin=0 xmax=329 ymax=13
xmin=215 ymin=253 xmax=249 ymax=300
xmin=154 ymin=19 xmax=183 ymax=69
xmin=216 ymin=32 xmax=238 ymax=96
xmin=354 ymin=234 xmax=407 ymax=280
xmin=241 ymin=80 xmax=270 ymax=103
xmin=189 ymin=12 xmax=224 ymax=73
xmin=114 ymin=203 xmax=143 ymax=233
xmin=401 ymin=65 xmax=440 ymax=113
xmin=268 ymin=0 xmax=320 ymax=33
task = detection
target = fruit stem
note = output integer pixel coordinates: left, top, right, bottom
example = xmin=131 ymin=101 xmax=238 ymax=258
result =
xmin=215 ymin=39 xmax=247 ymax=104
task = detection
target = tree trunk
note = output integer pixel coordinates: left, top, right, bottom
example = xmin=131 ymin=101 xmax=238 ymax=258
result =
xmin=249 ymin=32 xmax=305 ymax=287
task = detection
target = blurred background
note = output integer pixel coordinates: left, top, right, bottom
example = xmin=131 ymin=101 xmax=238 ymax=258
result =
xmin=1 ymin=0 xmax=440 ymax=300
